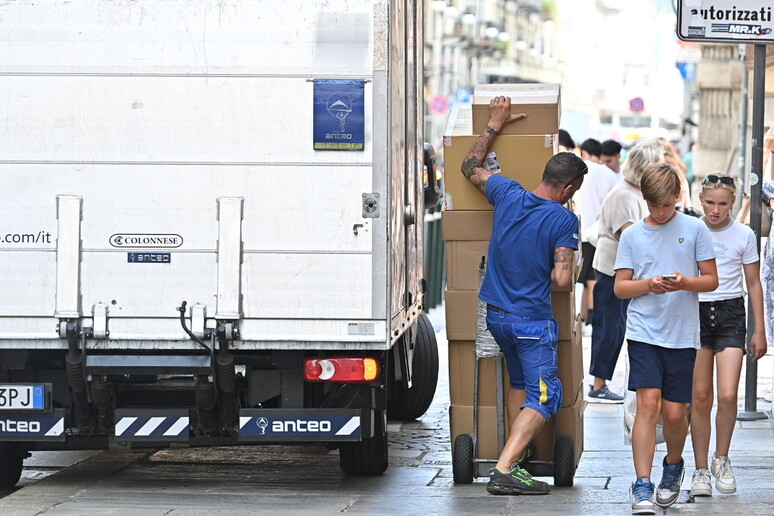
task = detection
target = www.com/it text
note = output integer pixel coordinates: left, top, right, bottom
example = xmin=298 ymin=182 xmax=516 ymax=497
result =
xmin=0 ymin=231 xmax=52 ymax=245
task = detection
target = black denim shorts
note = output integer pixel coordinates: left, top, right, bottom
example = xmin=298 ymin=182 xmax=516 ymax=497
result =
xmin=699 ymin=297 xmax=747 ymax=354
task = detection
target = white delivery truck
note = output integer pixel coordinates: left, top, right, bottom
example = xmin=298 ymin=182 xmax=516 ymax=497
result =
xmin=0 ymin=0 xmax=441 ymax=486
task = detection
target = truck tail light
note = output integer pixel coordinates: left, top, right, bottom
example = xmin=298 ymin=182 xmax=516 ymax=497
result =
xmin=304 ymin=357 xmax=379 ymax=383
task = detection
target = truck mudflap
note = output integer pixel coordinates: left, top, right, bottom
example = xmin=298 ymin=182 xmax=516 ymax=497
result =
xmin=113 ymin=409 xmax=190 ymax=442
xmin=238 ymin=408 xmax=366 ymax=443
xmin=0 ymin=409 xmax=66 ymax=441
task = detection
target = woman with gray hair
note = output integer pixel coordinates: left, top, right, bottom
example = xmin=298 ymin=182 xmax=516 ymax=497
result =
xmin=587 ymin=139 xmax=666 ymax=402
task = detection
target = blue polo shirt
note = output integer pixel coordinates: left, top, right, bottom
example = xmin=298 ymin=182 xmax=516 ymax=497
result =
xmin=479 ymin=174 xmax=579 ymax=319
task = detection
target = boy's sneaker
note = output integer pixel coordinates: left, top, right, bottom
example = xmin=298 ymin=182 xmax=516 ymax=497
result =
xmin=690 ymin=468 xmax=712 ymax=496
xmin=630 ymin=477 xmax=655 ymax=515
xmin=711 ymin=456 xmax=737 ymax=494
xmin=486 ymin=464 xmax=550 ymax=495
xmin=656 ymin=457 xmax=685 ymax=507
xmin=587 ymin=384 xmax=624 ymax=404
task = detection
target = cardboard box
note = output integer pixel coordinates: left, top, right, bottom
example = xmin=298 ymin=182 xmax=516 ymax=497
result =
xmin=445 ymin=240 xmax=579 ymax=292
xmin=446 ymin=288 xmax=577 ymax=341
xmin=441 ymin=210 xmax=581 ymax=292
xmin=446 ymin=240 xmax=489 ymax=291
xmin=558 ymin=319 xmax=584 ymax=405
xmin=472 ymin=83 xmax=561 ymax=136
xmin=441 ymin=210 xmax=494 ymax=241
xmin=450 ymin=404 xmax=510 ymax=461
xmin=551 ymin=290 xmax=578 ymax=341
xmin=442 ymin=133 xmax=556 ymax=211
xmin=448 ymin=340 xmax=510 ymax=407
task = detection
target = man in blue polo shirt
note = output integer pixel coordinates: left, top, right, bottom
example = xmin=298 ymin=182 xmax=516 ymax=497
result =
xmin=461 ymin=96 xmax=586 ymax=496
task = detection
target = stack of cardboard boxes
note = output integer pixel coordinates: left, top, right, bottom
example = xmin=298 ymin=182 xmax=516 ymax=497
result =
xmin=442 ymin=84 xmax=586 ymax=469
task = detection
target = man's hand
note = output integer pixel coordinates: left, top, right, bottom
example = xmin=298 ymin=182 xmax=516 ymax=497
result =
xmin=487 ymin=96 xmax=527 ymax=132
xmin=461 ymin=97 xmax=526 ymax=195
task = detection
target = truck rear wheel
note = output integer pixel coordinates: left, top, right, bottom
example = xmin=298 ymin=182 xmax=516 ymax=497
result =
xmin=0 ymin=442 xmax=24 ymax=488
xmin=388 ymin=313 xmax=439 ymax=420
xmin=339 ymin=410 xmax=388 ymax=476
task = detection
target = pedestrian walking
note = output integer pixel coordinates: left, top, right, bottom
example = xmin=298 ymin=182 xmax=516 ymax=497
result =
xmin=588 ymin=140 xmax=666 ymax=403
xmin=689 ymin=173 xmax=767 ymax=498
xmin=614 ymin=163 xmax=718 ymax=515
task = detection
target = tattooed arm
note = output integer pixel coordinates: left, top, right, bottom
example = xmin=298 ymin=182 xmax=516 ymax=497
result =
xmin=551 ymin=247 xmax=575 ymax=288
xmin=460 ymin=96 xmax=526 ymax=195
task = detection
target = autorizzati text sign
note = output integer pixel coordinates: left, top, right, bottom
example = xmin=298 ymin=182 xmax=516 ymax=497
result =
xmin=677 ymin=1 xmax=774 ymax=44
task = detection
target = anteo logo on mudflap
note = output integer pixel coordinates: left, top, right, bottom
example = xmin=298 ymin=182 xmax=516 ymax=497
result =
xmin=109 ymin=234 xmax=183 ymax=248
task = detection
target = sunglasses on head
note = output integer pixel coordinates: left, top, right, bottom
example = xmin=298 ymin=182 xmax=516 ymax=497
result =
xmin=703 ymin=174 xmax=734 ymax=186
xmin=564 ymin=166 xmax=588 ymax=188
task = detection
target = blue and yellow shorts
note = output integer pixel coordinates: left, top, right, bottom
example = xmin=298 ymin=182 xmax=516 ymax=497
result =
xmin=486 ymin=306 xmax=562 ymax=420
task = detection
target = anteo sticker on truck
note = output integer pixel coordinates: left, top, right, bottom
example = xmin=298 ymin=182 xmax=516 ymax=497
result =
xmin=239 ymin=409 xmax=362 ymax=442
xmin=110 ymin=233 xmax=183 ymax=248
xmin=313 ymin=79 xmax=365 ymax=150
xmin=0 ymin=409 xmax=65 ymax=441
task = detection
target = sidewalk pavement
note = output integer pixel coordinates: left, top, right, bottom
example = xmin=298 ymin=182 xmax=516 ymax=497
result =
xmin=423 ymin=300 xmax=774 ymax=515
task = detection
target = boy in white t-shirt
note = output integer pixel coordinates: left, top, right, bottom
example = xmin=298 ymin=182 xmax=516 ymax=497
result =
xmin=614 ymin=163 xmax=718 ymax=515
xmin=689 ymin=174 xmax=767 ymax=498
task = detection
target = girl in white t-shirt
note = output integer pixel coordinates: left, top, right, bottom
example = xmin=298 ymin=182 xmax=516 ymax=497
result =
xmin=690 ymin=174 xmax=767 ymax=498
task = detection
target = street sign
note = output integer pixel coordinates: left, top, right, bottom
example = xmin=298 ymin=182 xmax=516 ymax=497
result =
xmin=429 ymin=95 xmax=449 ymax=114
xmin=629 ymin=97 xmax=645 ymax=113
xmin=677 ymin=1 xmax=774 ymax=44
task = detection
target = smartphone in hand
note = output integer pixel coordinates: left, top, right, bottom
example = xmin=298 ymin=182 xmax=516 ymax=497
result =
xmin=662 ymin=274 xmax=677 ymax=280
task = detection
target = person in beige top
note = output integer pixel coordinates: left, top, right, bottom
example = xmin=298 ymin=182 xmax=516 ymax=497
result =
xmin=588 ymin=140 xmax=666 ymax=402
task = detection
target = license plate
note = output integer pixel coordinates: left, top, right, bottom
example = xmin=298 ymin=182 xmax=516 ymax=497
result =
xmin=0 ymin=385 xmax=45 ymax=410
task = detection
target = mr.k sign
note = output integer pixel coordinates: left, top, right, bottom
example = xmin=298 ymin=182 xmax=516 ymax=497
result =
xmin=313 ymin=79 xmax=365 ymax=150
xmin=677 ymin=1 xmax=774 ymax=44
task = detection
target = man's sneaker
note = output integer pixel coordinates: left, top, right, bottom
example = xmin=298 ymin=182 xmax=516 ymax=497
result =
xmin=690 ymin=468 xmax=712 ymax=496
xmin=587 ymin=384 xmax=624 ymax=404
xmin=486 ymin=465 xmax=550 ymax=495
xmin=656 ymin=457 xmax=685 ymax=507
xmin=630 ymin=477 xmax=655 ymax=515
xmin=711 ymin=456 xmax=737 ymax=494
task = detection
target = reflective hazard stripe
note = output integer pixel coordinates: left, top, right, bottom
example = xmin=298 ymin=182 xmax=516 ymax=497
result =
xmin=115 ymin=416 xmax=188 ymax=437
xmin=163 ymin=417 xmax=189 ymax=436
xmin=136 ymin=417 xmax=166 ymax=436
xmin=115 ymin=416 xmax=138 ymax=436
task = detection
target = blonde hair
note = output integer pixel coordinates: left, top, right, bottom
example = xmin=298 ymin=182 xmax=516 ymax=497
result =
xmin=622 ymin=139 xmax=666 ymax=185
xmin=640 ymin=163 xmax=681 ymax=204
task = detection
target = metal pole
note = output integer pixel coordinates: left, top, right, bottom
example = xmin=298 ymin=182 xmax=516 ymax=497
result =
xmin=738 ymin=44 xmax=766 ymax=422
xmin=737 ymin=45 xmax=748 ymax=200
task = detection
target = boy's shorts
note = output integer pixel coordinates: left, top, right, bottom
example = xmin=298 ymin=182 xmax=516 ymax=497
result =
xmin=700 ymin=297 xmax=747 ymax=354
xmin=627 ymin=339 xmax=696 ymax=403
xmin=486 ymin=306 xmax=562 ymax=420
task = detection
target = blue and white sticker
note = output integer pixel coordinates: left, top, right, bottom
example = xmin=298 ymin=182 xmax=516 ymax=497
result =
xmin=239 ymin=409 xmax=362 ymax=442
xmin=0 ymin=409 xmax=65 ymax=441
xmin=313 ymin=79 xmax=365 ymax=151
xmin=127 ymin=252 xmax=171 ymax=264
